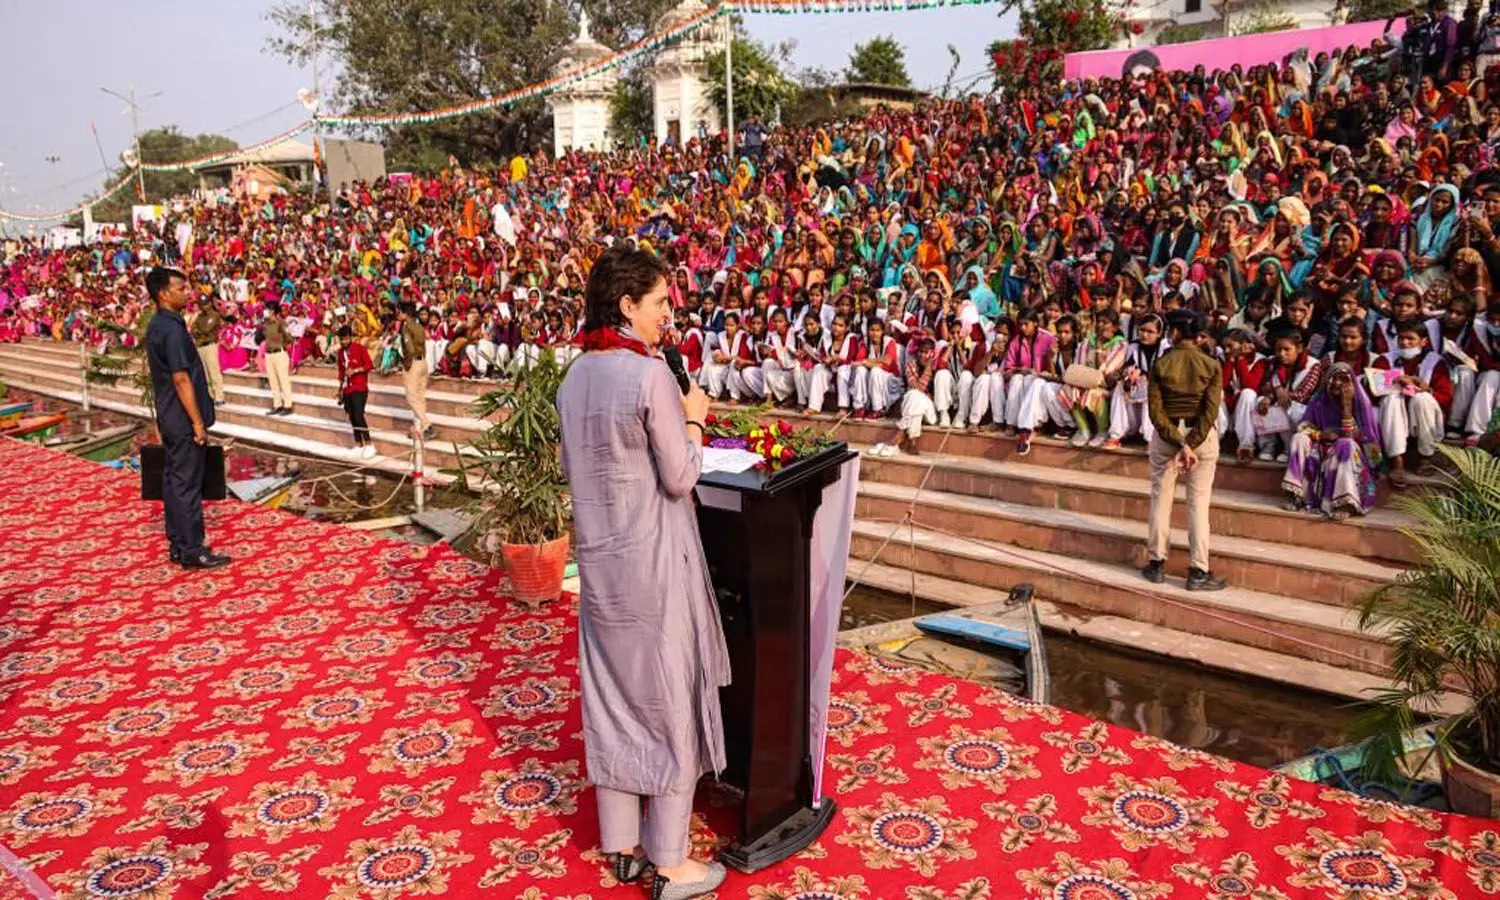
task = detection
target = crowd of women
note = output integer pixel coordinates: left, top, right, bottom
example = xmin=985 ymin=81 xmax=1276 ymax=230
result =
xmin=3 ymin=20 xmax=1500 ymax=519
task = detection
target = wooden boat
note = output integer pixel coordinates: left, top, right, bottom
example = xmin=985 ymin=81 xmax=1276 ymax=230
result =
xmin=45 ymin=423 xmax=143 ymax=462
xmin=838 ymin=584 xmax=1050 ymax=704
xmin=1274 ymin=723 xmax=1445 ymax=806
xmin=226 ymin=474 xmax=302 ymax=508
xmin=1 ymin=413 xmax=68 ymax=443
xmin=0 ymin=401 xmax=31 ymax=430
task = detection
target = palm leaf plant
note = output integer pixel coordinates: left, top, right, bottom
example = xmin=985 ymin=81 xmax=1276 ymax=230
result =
xmin=1355 ymin=444 xmax=1500 ymax=789
xmin=449 ymin=353 xmax=570 ymax=553
xmin=84 ymin=314 xmax=158 ymax=435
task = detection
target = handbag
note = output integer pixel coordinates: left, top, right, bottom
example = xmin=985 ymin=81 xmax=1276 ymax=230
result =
xmin=140 ymin=443 xmax=226 ymax=501
xmin=1063 ymin=364 xmax=1105 ymax=390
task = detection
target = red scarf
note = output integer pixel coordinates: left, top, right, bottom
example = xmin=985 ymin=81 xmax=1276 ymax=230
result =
xmin=580 ymin=327 xmax=651 ymax=357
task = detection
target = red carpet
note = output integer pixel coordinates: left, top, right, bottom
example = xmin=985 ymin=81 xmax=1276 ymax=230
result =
xmin=0 ymin=437 xmax=1493 ymax=899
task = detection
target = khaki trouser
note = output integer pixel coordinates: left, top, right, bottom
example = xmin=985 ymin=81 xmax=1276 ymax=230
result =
xmin=197 ymin=343 xmax=225 ymax=404
xmin=265 ymin=350 xmax=293 ymax=410
xmin=1147 ymin=425 xmax=1219 ymax=573
xmin=403 ymin=359 xmax=431 ymax=431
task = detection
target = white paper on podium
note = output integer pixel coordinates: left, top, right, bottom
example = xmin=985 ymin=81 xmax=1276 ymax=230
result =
xmin=700 ymin=447 xmax=764 ymax=474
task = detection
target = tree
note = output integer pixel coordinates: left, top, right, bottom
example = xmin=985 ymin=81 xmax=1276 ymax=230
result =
xmin=846 ymin=36 xmax=912 ymax=87
xmin=87 ymin=127 xmax=239 ymax=222
xmin=1156 ymin=23 xmax=1209 ymax=45
xmin=610 ymin=66 xmax=655 ymax=148
xmin=1348 ymin=0 xmax=1411 ymax=23
xmin=988 ymin=0 xmax=1125 ymax=92
xmin=706 ymin=34 xmax=800 ymax=129
xmin=1230 ymin=2 xmax=1299 ymax=35
xmin=266 ymin=0 xmax=678 ymax=165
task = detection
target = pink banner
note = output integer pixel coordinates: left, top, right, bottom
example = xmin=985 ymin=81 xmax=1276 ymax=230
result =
xmin=1064 ymin=19 xmax=1406 ymax=82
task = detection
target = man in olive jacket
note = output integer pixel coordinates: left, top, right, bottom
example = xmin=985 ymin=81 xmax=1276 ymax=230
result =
xmin=1143 ymin=309 xmax=1226 ymax=592
xmin=398 ymin=302 xmax=434 ymax=440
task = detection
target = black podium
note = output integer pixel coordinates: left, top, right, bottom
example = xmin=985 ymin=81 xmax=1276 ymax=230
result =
xmin=695 ymin=442 xmax=857 ymax=873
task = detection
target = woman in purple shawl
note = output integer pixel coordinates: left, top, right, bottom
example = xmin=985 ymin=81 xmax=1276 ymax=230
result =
xmin=1281 ymin=362 xmax=1382 ymax=520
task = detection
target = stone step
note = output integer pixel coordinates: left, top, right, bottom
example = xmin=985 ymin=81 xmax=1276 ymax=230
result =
xmin=847 ymin=519 xmax=1396 ymax=676
xmin=845 ymin=562 xmax=1427 ymax=705
xmin=217 ymin=381 xmax=485 ymax=445
xmin=209 ymin=401 xmax=480 ymax=470
xmin=856 ymin=446 xmax=1417 ymax=566
xmin=0 ymin=372 xmax=460 ymax=485
xmin=219 ymin=366 xmax=484 ymax=421
xmin=1 ymin=368 xmax=479 ymax=482
xmin=856 ymin=481 xmax=1402 ymax=606
xmin=0 ymin=358 xmax=91 ymax=399
xmin=728 ymin=405 xmax=1291 ymax=495
xmin=0 ymin=346 xmax=491 ymax=446
xmin=0 ymin=343 xmax=489 ymax=422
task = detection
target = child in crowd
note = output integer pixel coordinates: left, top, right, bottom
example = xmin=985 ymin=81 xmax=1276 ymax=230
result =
xmin=1251 ymin=330 xmax=1324 ymax=462
xmin=816 ymin=313 xmax=861 ymax=417
xmin=1223 ymin=328 xmax=1268 ymax=461
xmin=854 ymin=318 xmax=901 ymax=421
xmin=1379 ymin=320 xmax=1454 ymax=486
xmin=759 ymin=308 xmax=798 ymax=406
xmin=794 ymin=312 xmax=826 ymax=413
xmin=1102 ymin=313 xmax=1166 ymax=449
xmin=998 ymin=310 xmax=1055 ymax=438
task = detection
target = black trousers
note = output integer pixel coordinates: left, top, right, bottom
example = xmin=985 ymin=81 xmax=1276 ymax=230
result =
xmin=345 ymin=391 xmax=370 ymax=444
xmin=161 ymin=431 xmax=206 ymax=557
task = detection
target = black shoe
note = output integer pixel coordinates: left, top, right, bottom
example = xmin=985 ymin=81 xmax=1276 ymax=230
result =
xmin=1141 ymin=559 xmax=1166 ymax=584
xmin=169 ymin=549 xmax=181 ymax=564
xmin=610 ymin=852 xmax=650 ymax=884
xmin=180 ymin=551 xmax=231 ymax=570
xmin=421 ymin=426 xmax=437 ymax=441
xmin=265 ymin=407 xmax=279 ymax=416
xmin=1186 ymin=568 xmax=1227 ymax=591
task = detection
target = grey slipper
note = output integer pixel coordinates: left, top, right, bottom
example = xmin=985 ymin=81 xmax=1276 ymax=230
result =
xmin=651 ymin=861 xmax=726 ymax=900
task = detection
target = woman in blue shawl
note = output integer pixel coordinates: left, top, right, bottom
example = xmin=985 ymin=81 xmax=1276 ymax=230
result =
xmin=960 ymin=264 xmax=1000 ymax=322
xmin=883 ymin=223 xmax=920 ymax=287
xmin=1411 ymin=183 xmax=1461 ymax=289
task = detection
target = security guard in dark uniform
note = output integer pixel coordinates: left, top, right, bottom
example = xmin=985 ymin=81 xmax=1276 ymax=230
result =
xmin=144 ymin=267 xmax=230 ymax=570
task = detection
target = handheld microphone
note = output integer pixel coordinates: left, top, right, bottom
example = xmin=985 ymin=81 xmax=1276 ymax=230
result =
xmin=662 ymin=345 xmax=692 ymax=396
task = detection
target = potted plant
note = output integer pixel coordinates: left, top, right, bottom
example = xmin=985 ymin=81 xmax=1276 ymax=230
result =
xmin=453 ymin=353 xmax=571 ymax=606
xmin=1355 ymin=444 xmax=1500 ymax=817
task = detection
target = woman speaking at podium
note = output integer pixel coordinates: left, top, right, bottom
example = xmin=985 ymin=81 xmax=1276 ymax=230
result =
xmin=557 ymin=244 xmax=730 ymax=899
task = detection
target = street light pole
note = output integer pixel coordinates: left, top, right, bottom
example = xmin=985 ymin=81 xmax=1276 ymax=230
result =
xmin=724 ymin=14 xmax=735 ymax=162
xmin=100 ymin=85 xmax=161 ymax=203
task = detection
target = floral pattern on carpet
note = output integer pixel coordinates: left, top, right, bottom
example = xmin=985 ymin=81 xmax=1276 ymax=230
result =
xmin=0 ymin=438 xmax=1492 ymax=899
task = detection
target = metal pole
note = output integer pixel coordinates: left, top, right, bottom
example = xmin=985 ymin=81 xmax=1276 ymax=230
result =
xmin=724 ymin=14 xmax=734 ymax=162
xmin=413 ymin=431 xmax=426 ymax=514
xmin=79 ymin=341 xmax=91 ymax=415
xmin=130 ymin=87 xmax=144 ymax=202
xmin=310 ymin=0 xmax=330 ymax=205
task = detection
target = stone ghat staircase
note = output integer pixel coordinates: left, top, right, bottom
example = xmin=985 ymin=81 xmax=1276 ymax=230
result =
xmin=745 ymin=407 xmax=1430 ymax=706
xmin=0 ymin=339 xmax=491 ymax=484
xmin=1 ymin=339 xmax=1433 ymax=705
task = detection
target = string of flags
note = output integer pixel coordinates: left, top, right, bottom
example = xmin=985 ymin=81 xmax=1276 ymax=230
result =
xmin=1 ymin=0 xmax=1001 ymax=222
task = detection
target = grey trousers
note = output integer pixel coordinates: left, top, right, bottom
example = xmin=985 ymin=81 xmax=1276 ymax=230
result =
xmin=595 ymin=785 xmax=694 ymax=868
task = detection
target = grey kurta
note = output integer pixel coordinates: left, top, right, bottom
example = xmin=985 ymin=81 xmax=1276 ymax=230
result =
xmin=557 ymin=348 xmax=731 ymax=797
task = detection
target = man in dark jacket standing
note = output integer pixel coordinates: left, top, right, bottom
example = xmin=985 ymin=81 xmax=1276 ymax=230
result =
xmin=1143 ymin=309 xmax=1224 ymax=591
xmin=145 ymin=267 xmax=229 ymax=569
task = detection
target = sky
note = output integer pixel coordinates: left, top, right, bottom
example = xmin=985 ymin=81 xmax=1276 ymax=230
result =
xmin=0 ymin=1 xmax=1015 ymax=228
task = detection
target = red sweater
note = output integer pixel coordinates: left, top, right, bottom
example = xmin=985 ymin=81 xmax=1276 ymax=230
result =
xmin=338 ymin=342 xmax=373 ymax=395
